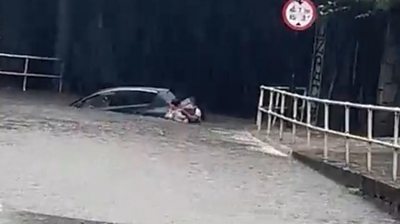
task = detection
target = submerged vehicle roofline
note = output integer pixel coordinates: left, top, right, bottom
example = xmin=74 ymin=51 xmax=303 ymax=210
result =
xmin=96 ymin=87 xmax=170 ymax=94
xmin=70 ymin=86 xmax=173 ymax=107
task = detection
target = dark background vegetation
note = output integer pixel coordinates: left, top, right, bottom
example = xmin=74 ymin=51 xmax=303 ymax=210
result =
xmin=0 ymin=0 xmax=314 ymax=117
xmin=0 ymin=0 xmax=398 ymax=124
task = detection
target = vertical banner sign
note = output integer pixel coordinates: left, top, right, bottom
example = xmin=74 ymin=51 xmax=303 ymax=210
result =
xmin=308 ymin=21 xmax=327 ymax=125
xmin=282 ymin=0 xmax=317 ymax=32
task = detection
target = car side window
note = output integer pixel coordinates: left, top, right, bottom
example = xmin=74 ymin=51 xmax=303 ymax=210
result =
xmin=136 ymin=92 xmax=156 ymax=104
xmin=109 ymin=91 xmax=156 ymax=106
xmin=82 ymin=94 xmax=111 ymax=108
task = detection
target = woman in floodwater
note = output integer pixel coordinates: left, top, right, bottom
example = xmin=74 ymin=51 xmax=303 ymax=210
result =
xmin=165 ymin=99 xmax=189 ymax=123
xmin=165 ymin=99 xmax=202 ymax=123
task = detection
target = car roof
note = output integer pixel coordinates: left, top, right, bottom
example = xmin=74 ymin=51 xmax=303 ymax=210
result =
xmin=96 ymin=87 xmax=170 ymax=95
xmin=70 ymin=86 xmax=174 ymax=106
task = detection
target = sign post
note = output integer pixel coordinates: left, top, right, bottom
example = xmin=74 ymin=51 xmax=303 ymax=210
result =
xmin=282 ymin=0 xmax=318 ymax=122
xmin=282 ymin=0 xmax=318 ymax=32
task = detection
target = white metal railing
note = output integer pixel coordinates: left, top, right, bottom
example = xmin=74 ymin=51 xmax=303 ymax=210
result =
xmin=0 ymin=53 xmax=63 ymax=92
xmin=257 ymin=85 xmax=400 ymax=181
xmin=269 ymin=86 xmax=307 ymax=126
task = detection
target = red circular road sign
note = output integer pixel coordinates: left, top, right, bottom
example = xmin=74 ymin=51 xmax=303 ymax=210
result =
xmin=282 ymin=0 xmax=318 ymax=31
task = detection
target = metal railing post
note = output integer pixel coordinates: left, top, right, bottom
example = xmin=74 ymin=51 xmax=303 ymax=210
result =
xmin=58 ymin=62 xmax=64 ymax=93
xmin=292 ymin=97 xmax=298 ymax=143
xmin=267 ymin=91 xmax=274 ymax=136
xmin=273 ymin=92 xmax=280 ymax=126
xmin=279 ymin=94 xmax=286 ymax=141
xmin=345 ymin=105 xmax=350 ymax=166
xmin=324 ymin=103 xmax=329 ymax=160
xmin=256 ymin=87 xmax=265 ymax=131
xmin=307 ymin=100 xmax=311 ymax=146
xmin=22 ymin=58 xmax=29 ymax=92
xmin=59 ymin=78 xmax=63 ymax=93
xmin=367 ymin=108 xmax=373 ymax=172
xmin=393 ymin=112 xmax=399 ymax=181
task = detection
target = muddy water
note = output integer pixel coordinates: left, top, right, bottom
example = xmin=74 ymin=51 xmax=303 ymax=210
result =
xmin=0 ymin=90 xmax=397 ymax=224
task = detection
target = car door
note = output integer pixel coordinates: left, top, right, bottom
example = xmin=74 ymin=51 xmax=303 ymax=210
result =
xmin=105 ymin=90 xmax=157 ymax=114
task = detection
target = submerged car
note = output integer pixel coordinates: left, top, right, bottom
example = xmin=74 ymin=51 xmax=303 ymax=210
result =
xmin=70 ymin=87 xmax=177 ymax=117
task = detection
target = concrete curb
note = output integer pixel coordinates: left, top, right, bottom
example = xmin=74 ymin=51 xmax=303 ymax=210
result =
xmin=292 ymin=151 xmax=400 ymax=218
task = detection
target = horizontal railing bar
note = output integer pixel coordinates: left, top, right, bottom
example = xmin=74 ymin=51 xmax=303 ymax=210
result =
xmin=272 ymin=86 xmax=307 ymax=90
xmin=0 ymin=53 xmax=60 ymax=61
xmin=0 ymin=71 xmax=62 ymax=78
xmin=259 ymin=107 xmax=400 ymax=150
xmin=261 ymin=85 xmax=400 ymax=112
xmin=270 ymin=86 xmax=307 ymax=95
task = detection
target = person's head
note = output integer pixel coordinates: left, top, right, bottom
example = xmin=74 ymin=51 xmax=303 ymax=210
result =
xmin=171 ymin=99 xmax=181 ymax=107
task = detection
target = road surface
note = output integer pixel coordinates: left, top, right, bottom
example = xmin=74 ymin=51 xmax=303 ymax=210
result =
xmin=0 ymin=90 xmax=397 ymax=223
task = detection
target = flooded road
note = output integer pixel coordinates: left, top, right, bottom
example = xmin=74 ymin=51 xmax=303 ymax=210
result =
xmin=0 ymin=90 xmax=397 ymax=224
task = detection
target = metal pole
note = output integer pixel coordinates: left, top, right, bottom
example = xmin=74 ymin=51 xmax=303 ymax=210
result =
xmin=273 ymin=92 xmax=280 ymax=126
xmin=256 ymin=88 xmax=265 ymax=131
xmin=324 ymin=103 xmax=329 ymax=160
xmin=345 ymin=105 xmax=350 ymax=166
xmin=307 ymin=100 xmax=311 ymax=146
xmin=267 ymin=91 xmax=274 ymax=136
xmin=292 ymin=97 xmax=298 ymax=143
xmin=393 ymin=112 xmax=399 ymax=181
xmin=367 ymin=109 xmax=373 ymax=172
xmin=279 ymin=94 xmax=286 ymax=141
xmin=58 ymin=62 xmax=64 ymax=93
xmin=59 ymin=78 xmax=63 ymax=93
xmin=22 ymin=58 xmax=29 ymax=92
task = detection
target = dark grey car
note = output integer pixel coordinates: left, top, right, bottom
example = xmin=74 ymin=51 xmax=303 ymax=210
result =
xmin=70 ymin=87 xmax=176 ymax=117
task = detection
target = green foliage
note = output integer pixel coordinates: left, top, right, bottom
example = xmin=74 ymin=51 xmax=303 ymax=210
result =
xmin=317 ymin=0 xmax=398 ymax=18
xmin=346 ymin=0 xmax=396 ymax=10
xmin=369 ymin=0 xmax=395 ymax=10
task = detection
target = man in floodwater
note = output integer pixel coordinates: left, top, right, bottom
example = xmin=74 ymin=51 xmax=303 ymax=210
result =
xmin=180 ymin=100 xmax=202 ymax=123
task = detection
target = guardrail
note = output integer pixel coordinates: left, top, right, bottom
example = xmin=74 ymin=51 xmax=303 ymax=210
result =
xmin=0 ymin=53 xmax=63 ymax=92
xmin=266 ymin=86 xmax=307 ymax=126
xmin=257 ymin=85 xmax=400 ymax=181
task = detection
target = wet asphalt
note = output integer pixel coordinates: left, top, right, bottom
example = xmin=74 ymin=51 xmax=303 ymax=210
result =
xmin=0 ymin=89 xmax=398 ymax=224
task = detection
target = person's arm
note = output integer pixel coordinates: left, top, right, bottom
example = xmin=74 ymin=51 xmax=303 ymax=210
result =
xmin=181 ymin=108 xmax=201 ymax=122
xmin=180 ymin=109 xmax=193 ymax=118
xmin=195 ymin=108 xmax=202 ymax=121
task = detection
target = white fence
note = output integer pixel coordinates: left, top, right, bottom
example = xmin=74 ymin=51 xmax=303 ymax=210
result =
xmin=257 ymin=85 xmax=400 ymax=181
xmin=0 ymin=53 xmax=63 ymax=92
xmin=260 ymin=86 xmax=307 ymax=126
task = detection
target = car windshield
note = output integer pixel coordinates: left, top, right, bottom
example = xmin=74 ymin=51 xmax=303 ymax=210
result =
xmin=159 ymin=90 xmax=176 ymax=103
